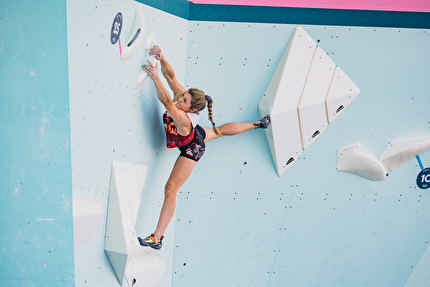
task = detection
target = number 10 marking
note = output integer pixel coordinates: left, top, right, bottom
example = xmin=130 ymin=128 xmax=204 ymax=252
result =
xmin=416 ymin=167 xmax=430 ymax=189
xmin=420 ymin=174 xmax=430 ymax=183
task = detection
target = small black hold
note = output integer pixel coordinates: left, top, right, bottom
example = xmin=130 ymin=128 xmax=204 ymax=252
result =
xmin=312 ymin=131 xmax=320 ymax=138
xmin=127 ymin=29 xmax=141 ymax=47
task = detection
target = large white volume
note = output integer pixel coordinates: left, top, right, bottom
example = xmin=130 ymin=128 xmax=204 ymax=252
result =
xmin=125 ymin=249 xmax=166 ymax=287
xmin=325 ymin=66 xmax=360 ymax=123
xmin=104 ymin=161 xmax=148 ymax=285
xmin=258 ymin=26 xmax=316 ymax=176
xmin=258 ymin=26 xmax=360 ymax=176
xmin=298 ymin=46 xmax=335 ymax=149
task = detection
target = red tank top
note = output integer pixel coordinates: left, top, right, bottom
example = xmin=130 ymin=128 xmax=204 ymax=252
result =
xmin=163 ymin=112 xmax=195 ymax=148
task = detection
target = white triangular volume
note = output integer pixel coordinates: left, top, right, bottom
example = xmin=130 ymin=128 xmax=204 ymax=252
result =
xmin=258 ymin=26 xmax=316 ymax=176
xmin=337 ymin=143 xmax=387 ymax=181
xmin=123 ymin=161 xmax=147 ymax=225
xmin=73 ymin=196 xmax=104 ymax=250
xmin=298 ymin=46 xmax=335 ymax=149
xmin=404 ymin=241 xmax=430 ymax=287
xmin=126 ymin=248 xmax=166 ymax=287
xmin=379 ymin=135 xmax=430 ymax=171
xmin=137 ymin=33 xmax=157 ymax=91
xmin=105 ymin=161 xmax=148 ymax=285
xmin=325 ymin=66 xmax=360 ymax=123
xmin=121 ymin=3 xmax=145 ymax=65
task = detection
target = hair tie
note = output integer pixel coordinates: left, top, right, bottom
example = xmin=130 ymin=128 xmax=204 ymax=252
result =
xmin=205 ymin=95 xmax=212 ymax=102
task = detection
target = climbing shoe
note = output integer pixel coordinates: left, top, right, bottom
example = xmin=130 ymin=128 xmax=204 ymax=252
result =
xmin=254 ymin=116 xmax=270 ymax=129
xmin=138 ymin=234 xmax=163 ymax=250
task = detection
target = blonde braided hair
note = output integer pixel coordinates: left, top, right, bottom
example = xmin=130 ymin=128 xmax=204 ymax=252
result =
xmin=206 ymin=96 xmax=221 ymax=137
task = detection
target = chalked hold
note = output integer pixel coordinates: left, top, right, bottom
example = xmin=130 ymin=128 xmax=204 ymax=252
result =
xmin=111 ymin=12 xmax=123 ymax=44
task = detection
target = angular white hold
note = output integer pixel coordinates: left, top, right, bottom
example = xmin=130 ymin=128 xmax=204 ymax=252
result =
xmin=325 ymin=66 xmax=360 ymax=123
xmin=104 ymin=161 xmax=148 ymax=285
xmin=137 ymin=33 xmax=157 ymax=91
xmin=126 ymin=248 xmax=166 ymax=287
xmin=379 ymin=135 xmax=430 ymax=171
xmin=121 ymin=3 xmax=146 ymax=65
xmin=73 ymin=195 xmax=104 ymax=250
xmin=337 ymin=143 xmax=387 ymax=181
xmin=298 ymin=46 xmax=335 ymax=149
xmin=258 ymin=26 xmax=316 ymax=176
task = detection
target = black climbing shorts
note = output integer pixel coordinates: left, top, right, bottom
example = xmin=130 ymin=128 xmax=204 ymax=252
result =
xmin=178 ymin=125 xmax=206 ymax=162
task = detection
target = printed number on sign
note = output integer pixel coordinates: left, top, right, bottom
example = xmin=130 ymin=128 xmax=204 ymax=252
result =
xmin=416 ymin=168 xmax=430 ymax=189
xmin=113 ymin=22 xmax=121 ymax=35
xmin=110 ymin=12 xmax=123 ymax=44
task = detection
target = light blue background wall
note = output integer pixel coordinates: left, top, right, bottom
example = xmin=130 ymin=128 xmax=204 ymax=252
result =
xmin=173 ymin=23 xmax=430 ymax=287
xmin=0 ymin=0 xmax=74 ymax=286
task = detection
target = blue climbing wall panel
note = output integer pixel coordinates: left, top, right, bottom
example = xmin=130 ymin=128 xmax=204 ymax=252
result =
xmin=0 ymin=0 xmax=74 ymax=286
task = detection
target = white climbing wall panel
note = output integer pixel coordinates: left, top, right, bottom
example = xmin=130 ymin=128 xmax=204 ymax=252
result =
xmin=104 ymin=161 xmax=148 ymax=285
xmin=259 ymin=26 xmax=360 ymax=176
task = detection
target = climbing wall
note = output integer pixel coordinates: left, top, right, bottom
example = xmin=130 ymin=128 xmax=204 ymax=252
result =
xmin=67 ymin=2 xmax=430 ymax=287
xmin=67 ymin=1 xmax=189 ymax=286
xmin=172 ymin=22 xmax=430 ymax=287
xmin=1 ymin=0 xmax=429 ymax=286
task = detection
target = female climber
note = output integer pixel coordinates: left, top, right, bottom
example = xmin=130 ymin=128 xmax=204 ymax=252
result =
xmin=138 ymin=45 xmax=270 ymax=250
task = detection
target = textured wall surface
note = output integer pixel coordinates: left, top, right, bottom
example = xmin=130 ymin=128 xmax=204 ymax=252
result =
xmin=0 ymin=0 xmax=74 ymax=286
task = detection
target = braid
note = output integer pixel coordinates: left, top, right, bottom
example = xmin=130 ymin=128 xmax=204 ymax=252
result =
xmin=207 ymin=99 xmax=221 ymax=137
